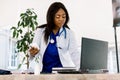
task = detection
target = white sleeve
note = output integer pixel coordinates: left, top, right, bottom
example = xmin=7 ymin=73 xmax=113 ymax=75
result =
xmin=29 ymin=28 xmax=43 ymax=60
xmin=68 ymin=30 xmax=81 ymax=70
xmin=32 ymin=28 xmax=43 ymax=47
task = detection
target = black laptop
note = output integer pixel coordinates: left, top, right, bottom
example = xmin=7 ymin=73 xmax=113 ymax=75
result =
xmin=0 ymin=69 xmax=12 ymax=75
xmin=56 ymin=37 xmax=108 ymax=74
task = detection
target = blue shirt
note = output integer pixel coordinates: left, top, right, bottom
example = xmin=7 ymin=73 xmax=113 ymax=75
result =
xmin=42 ymin=31 xmax=63 ymax=73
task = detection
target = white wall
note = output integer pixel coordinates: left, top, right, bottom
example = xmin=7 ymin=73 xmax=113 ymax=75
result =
xmin=0 ymin=0 xmax=116 ymax=45
xmin=0 ymin=30 xmax=9 ymax=69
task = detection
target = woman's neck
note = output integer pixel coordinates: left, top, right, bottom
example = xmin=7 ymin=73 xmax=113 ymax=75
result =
xmin=53 ymin=27 xmax=60 ymax=35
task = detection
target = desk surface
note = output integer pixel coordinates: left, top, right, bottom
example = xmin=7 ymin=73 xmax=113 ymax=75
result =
xmin=0 ymin=73 xmax=120 ymax=80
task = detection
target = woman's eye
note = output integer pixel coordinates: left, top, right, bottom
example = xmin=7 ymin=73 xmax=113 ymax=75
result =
xmin=62 ymin=16 xmax=66 ymax=18
xmin=62 ymin=15 xmax=66 ymax=18
xmin=55 ymin=15 xmax=66 ymax=19
xmin=56 ymin=15 xmax=60 ymax=18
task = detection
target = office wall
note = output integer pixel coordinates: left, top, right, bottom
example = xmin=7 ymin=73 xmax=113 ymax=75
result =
xmin=0 ymin=0 xmax=115 ymax=44
xmin=0 ymin=30 xmax=9 ymax=69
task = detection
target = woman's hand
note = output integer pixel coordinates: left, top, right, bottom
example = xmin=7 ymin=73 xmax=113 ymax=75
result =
xmin=29 ymin=47 xmax=40 ymax=57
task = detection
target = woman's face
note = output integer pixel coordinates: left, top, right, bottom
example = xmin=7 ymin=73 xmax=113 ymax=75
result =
xmin=54 ymin=8 xmax=66 ymax=29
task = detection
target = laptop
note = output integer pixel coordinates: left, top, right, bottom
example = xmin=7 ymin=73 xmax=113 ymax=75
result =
xmin=0 ymin=69 xmax=12 ymax=75
xmin=80 ymin=37 xmax=108 ymax=73
xmin=53 ymin=37 xmax=108 ymax=74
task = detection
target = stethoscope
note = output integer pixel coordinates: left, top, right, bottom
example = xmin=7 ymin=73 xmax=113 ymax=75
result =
xmin=50 ymin=27 xmax=66 ymax=44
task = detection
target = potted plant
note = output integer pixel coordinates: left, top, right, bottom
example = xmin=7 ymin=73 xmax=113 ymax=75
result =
xmin=11 ymin=8 xmax=38 ymax=70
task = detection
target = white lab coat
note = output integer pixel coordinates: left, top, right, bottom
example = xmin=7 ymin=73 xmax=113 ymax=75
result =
xmin=29 ymin=27 xmax=80 ymax=71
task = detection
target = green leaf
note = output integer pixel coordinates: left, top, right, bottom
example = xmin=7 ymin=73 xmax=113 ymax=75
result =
xmin=22 ymin=57 xmax=26 ymax=63
xmin=33 ymin=15 xmax=37 ymax=20
xmin=10 ymin=26 xmax=16 ymax=30
xmin=13 ymin=30 xmax=16 ymax=38
xmin=18 ymin=29 xmax=22 ymax=34
xmin=34 ymin=21 xmax=38 ymax=26
xmin=18 ymin=21 xmax=21 ymax=27
xmin=16 ymin=33 xmax=19 ymax=38
xmin=17 ymin=64 xmax=22 ymax=69
xmin=20 ymin=13 xmax=25 ymax=17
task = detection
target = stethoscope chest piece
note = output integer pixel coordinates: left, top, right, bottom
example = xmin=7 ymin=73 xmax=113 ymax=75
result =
xmin=50 ymin=39 xmax=54 ymax=43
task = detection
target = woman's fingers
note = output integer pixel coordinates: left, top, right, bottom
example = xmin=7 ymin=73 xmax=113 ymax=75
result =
xmin=29 ymin=47 xmax=39 ymax=56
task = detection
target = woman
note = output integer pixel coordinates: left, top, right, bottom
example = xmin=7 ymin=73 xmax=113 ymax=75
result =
xmin=29 ymin=2 xmax=80 ymax=73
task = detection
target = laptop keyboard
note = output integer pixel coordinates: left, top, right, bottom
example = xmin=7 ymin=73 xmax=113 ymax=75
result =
xmin=57 ymin=70 xmax=83 ymax=74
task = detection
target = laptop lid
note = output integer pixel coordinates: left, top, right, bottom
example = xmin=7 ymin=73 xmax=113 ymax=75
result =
xmin=80 ymin=37 xmax=108 ymax=70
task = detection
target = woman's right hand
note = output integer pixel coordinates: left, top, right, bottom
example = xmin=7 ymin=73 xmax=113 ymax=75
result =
xmin=29 ymin=47 xmax=40 ymax=57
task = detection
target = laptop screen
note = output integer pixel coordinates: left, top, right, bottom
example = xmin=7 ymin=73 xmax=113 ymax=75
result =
xmin=80 ymin=37 xmax=108 ymax=70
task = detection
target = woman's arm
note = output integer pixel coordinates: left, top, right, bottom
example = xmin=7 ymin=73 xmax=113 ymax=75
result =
xmin=29 ymin=28 xmax=43 ymax=59
xmin=68 ymin=30 xmax=81 ymax=70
